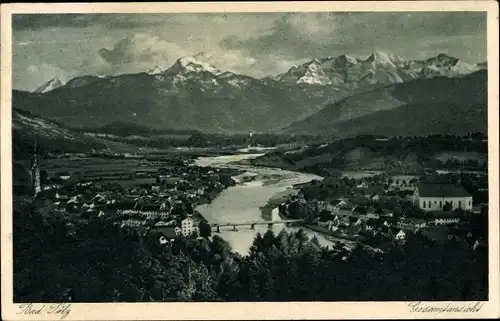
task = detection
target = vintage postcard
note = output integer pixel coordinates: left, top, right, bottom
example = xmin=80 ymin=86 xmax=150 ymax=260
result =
xmin=1 ymin=1 xmax=499 ymax=320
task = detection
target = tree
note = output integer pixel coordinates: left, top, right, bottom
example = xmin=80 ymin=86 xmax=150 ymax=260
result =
xmin=443 ymin=202 xmax=452 ymax=211
xmin=319 ymin=210 xmax=332 ymax=222
xmin=186 ymin=132 xmax=208 ymax=147
xmin=40 ymin=170 xmax=49 ymax=185
xmin=311 ymin=235 xmax=321 ymax=247
xmin=199 ymin=222 xmax=212 ymax=238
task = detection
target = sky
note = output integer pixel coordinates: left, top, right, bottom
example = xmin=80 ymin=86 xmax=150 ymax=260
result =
xmin=12 ymin=12 xmax=487 ymax=91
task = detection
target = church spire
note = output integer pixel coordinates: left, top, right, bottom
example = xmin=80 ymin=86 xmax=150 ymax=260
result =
xmin=31 ymin=140 xmax=41 ymax=197
xmin=33 ymin=140 xmax=38 ymax=165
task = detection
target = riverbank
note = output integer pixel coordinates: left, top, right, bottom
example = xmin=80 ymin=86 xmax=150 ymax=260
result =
xmin=259 ymin=187 xmax=299 ymax=219
xmin=195 ymin=152 xmax=357 ymax=251
xmin=194 ymin=153 xmax=333 ymax=254
xmin=304 ymin=224 xmax=359 ymax=242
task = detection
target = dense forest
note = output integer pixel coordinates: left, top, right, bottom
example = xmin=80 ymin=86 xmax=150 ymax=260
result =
xmin=252 ymin=134 xmax=488 ymax=176
xmin=84 ymin=129 xmax=323 ymax=149
xmin=14 ymin=198 xmax=488 ymax=302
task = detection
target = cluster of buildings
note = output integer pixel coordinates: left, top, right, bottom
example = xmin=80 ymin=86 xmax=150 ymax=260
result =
xmin=281 ymin=173 xmax=483 ymax=251
xmin=27 ymin=147 xmax=238 ymax=243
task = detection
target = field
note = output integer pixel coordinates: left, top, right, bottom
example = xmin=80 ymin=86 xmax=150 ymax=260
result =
xmin=341 ymin=170 xmax=383 ymax=179
xmin=435 ymin=151 xmax=487 ymax=165
xmin=39 ymin=156 xmax=179 ymax=187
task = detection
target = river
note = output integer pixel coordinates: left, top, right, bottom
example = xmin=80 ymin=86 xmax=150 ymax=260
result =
xmin=195 ymin=153 xmax=343 ymax=255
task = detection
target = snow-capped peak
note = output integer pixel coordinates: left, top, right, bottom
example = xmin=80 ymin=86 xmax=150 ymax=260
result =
xmin=332 ymin=54 xmax=358 ymax=67
xmin=176 ymin=55 xmax=221 ymax=75
xmin=425 ymin=53 xmax=459 ymax=67
xmin=365 ymin=51 xmax=407 ymax=68
xmin=297 ymin=62 xmax=332 ymax=85
xmin=148 ymin=66 xmax=164 ymax=75
xmin=33 ymin=77 xmax=64 ymax=93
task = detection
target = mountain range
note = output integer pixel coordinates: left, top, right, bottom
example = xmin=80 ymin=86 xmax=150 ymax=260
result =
xmin=287 ymin=70 xmax=487 ymax=137
xmin=15 ymin=52 xmax=487 ymax=136
xmin=33 ymin=78 xmax=64 ymax=93
xmin=275 ymin=52 xmax=484 ymax=88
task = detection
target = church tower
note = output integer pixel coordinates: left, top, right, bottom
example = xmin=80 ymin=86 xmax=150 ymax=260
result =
xmin=30 ymin=141 xmax=41 ymax=197
xmin=247 ymin=132 xmax=253 ymax=149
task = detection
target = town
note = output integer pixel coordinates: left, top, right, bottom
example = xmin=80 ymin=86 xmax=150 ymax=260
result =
xmin=277 ymin=170 xmax=488 ymax=253
xmin=20 ymin=144 xmax=248 ymax=246
xmin=19 ymin=137 xmax=489 ymax=258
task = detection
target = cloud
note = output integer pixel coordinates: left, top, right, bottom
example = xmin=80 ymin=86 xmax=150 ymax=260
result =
xmin=14 ymin=62 xmax=72 ymax=91
xmin=12 ymin=12 xmax=487 ymax=90
xmin=220 ymin=13 xmax=340 ymax=59
xmin=13 ymin=14 xmax=91 ymax=30
xmin=194 ymin=51 xmax=257 ymax=74
xmin=220 ymin=12 xmax=487 ymax=61
xmin=12 ymin=14 xmax=166 ymax=31
xmin=90 ymin=33 xmax=189 ymax=75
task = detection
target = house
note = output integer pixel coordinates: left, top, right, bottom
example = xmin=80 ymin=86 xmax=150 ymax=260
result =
xmin=366 ymin=207 xmax=381 ymax=219
xmin=337 ymin=215 xmax=351 ymax=227
xmin=120 ymin=215 xmax=146 ymax=227
xmin=413 ymin=183 xmax=473 ymax=212
xmin=364 ymin=218 xmax=379 ymax=231
xmin=154 ymin=220 xmax=176 ymax=227
xmin=382 ymin=220 xmax=392 ymax=227
xmin=55 ymin=192 xmax=68 ymax=200
xmin=357 ymin=181 xmax=369 ymax=189
xmin=378 ymin=225 xmax=393 ymax=238
xmin=431 ymin=211 xmax=461 ymax=225
xmin=397 ymin=218 xmax=427 ymax=230
xmin=390 ymin=175 xmax=418 ymax=191
xmin=331 ymin=215 xmax=341 ymax=226
xmin=318 ymin=220 xmax=332 ymax=227
xmin=56 ymin=172 xmax=71 ymax=180
xmin=152 ymin=227 xmax=178 ymax=244
xmin=117 ymin=201 xmax=141 ymax=216
xmin=181 ymin=217 xmax=195 ymax=236
xmin=370 ymin=193 xmax=382 ymax=202
xmin=330 ymin=199 xmax=349 ymax=212
xmin=352 ymin=206 xmax=367 ymax=215
xmin=328 ymin=225 xmax=339 ymax=232
xmin=394 ymin=229 xmax=406 ymax=240
xmin=138 ymin=204 xmax=168 ymax=220
xmin=367 ymin=207 xmax=393 ymax=219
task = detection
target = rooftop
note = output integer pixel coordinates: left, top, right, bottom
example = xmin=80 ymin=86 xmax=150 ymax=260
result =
xmin=417 ymin=183 xmax=471 ymax=198
xmin=431 ymin=211 xmax=462 ymax=219
xmin=152 ymin=227 xmax=177 ymax=239
xmin=141 ymin=204 xmax=162 ymax=211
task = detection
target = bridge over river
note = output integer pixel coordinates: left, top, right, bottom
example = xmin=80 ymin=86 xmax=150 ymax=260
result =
xmin=211 ymin=219 xmax=304 ymax=232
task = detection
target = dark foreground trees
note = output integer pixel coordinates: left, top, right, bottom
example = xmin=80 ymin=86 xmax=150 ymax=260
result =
xmin=14 ymin=202 xmax=488 ymax=302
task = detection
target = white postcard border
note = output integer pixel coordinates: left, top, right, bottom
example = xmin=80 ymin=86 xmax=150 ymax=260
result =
xmin=1 ymin=2 xmax=499 ymax=320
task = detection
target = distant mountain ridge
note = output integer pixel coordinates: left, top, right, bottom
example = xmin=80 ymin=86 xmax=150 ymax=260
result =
xmin=14 ymin=55 xmax=350 ymax=132
xmin=275 ymin=52 xmax=485 ymax=89
xmin=18 ymin=52 xmax=487 ymax=134
xmin=12 ymin=108 xmax=106 ymax=158
xmin=286 ymin=70 xmax=487 ymax=137
xmin=33 ymin=78 xmax=64 ymax=93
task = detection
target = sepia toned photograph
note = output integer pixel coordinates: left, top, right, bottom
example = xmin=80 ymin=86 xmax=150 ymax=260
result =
xmin=1 ymin=2 xmax=499 ymax=320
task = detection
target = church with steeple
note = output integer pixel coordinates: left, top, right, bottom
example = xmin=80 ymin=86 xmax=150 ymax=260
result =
xmin=29 ymin=141 xmax=41 ymax=197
